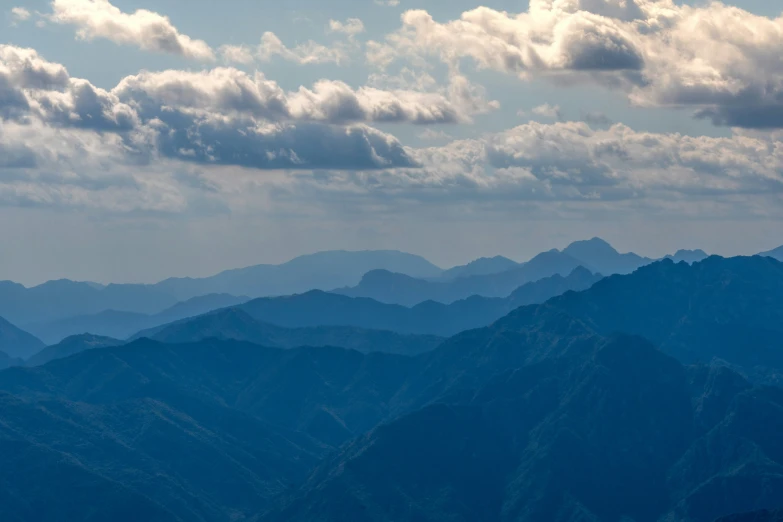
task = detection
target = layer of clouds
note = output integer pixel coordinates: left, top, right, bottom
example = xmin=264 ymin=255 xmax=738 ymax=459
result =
xmin=114 ymin=67 xmax=473 ymax=124
xmin=0 ymin=43 xmax=429 ymax=211
xmin=273 ymin=121 xmax=779 ymax=228
xmin=377 ymin=0 xmax=783 ymax=128
xmin=50 ymin=0 xmax=215 ymax=60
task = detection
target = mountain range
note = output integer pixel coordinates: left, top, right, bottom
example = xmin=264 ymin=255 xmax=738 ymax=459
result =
xmin=233 ymin=267 xmax=603 ymax=337
xmin=2 ymin=291 xmax=782 ymax=521
xmin=0 ymin=240 xmax=717 ymax=330
xmin=1 ymin=245 xmax=783 ymax=521
xmin=335 ymin=238 xmax=711 ymax=306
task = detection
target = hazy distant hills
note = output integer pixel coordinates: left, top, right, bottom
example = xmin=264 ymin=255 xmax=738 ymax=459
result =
xmin=438 ymin=256 xmax=519 ymax=280
xmin=0 ymin=251 xmax=441 ymax=328
xmin=0 ymin=241 xmax=721 ymax=330
xmin=335 ymin=238 xmax=711 ymax=306
xmin=135 ymin=308 xmax=443 ymax=357
xmin=760 ymin=245 xmax=783 ymax=262
xmin=665 ymin=249 xmax=709 ymax=264
xmin=336 ymin=250 xmax=589 ymax=305
xmin=153 ymin=250 xmax=444 ymax=301
xmin=27 ymin=293 xmax=250 ymax=345
xmin=562 ymin=237 xmax=651 ymax=274
xmin=234 ymin=267 xmax=602 ymax=337
xmin=0 ymin=317 xmax=44 ymax=359
xmin=0 ymin=279 xmax=180 ymax=326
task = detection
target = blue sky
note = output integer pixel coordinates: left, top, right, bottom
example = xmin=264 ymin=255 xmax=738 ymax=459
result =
xmin=2 ymin=0 xmax=783 ymax=285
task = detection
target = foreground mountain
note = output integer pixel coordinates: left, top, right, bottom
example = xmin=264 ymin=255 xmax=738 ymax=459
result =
xmin=27 ymin=293 xmax=250 ymax=345
xmin=134 ymin=308 xmax=443 ymax=356
xmin=0 ymin=341 xmax=334 ymax=521
xmin=153 ymin=250 xmax=444 ymax=301
xmin=238 ymin=267 xmax=602 ymax=336
xmin=261 ymin=315 xmax=783 ymax=522
xmin=0 ymin=339 xmax=417 ymax=520
xmin=0 ymin=317 xmax=45 ymax=359
xmin=26 ymin=334 xmax=124 ymax=367
xmin=499 ymin=255 xmax=783 ymax=385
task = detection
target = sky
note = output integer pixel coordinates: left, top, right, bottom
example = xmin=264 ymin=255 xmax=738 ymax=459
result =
xmin=2 ymin=0 xmax=783 ymax=285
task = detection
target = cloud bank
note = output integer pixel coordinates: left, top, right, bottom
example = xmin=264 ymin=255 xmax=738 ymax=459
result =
xmin=378 ymin=0 xmax=783 ymax=128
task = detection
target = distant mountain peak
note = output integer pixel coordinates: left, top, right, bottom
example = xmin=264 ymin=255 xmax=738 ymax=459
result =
xmin=563 ymin=237 xmax=619 ymax=255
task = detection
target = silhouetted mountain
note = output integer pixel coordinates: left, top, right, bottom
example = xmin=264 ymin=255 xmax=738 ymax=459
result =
xmin=134 ymin=308 xmax=443 ymax=356
xmin=717 ymin=510 xmax=783 ymax=522
xmin=337 ymin=250 xmax=589 ymax=305
xmin=153 ymin=250 xmax=444 ymax=301
xmin=27 ymin=293 xmax=250 ymax=344
xmin=0 ymin=317 xmax=45 ymax=360
xmin=239 ymin=267 xmax=602 ymax=336
xmin=439 ymin=256 xmax=520 ymax=280
xmin=498 ymin=256 xmax=783 ymax=384
xmin=26 ymin=334 xmax=124 ymax=367
xmin=563 ymin=237 xmax=651 ymax=275
xmin=665 ymin=249 xmax=710 ymax=264
xmin=759 ymin=245 xmax=783 ymax=262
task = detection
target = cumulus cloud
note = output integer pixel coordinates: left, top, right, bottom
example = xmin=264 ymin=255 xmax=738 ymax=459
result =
xmin=379 ymin=0 xmax=783 ymax=128
xmin=398 ymin=120 xmax=783 ymax=202
xmin=0 ymin=44 xmax=428 ymax=184
xmin=49 ymin=0 xmax=215 ymax=60
xmin=0 ymin=45 xmax=137 ymax=130
xmin=113 ymin=67 xmax=473 ymax=125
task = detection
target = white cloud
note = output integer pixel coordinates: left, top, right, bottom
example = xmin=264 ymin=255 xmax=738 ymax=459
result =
xmin=375 ymin=0 xmax=400 ymax=6
xmin=10 ymin=7 xmax=31 ymax=23
xmin=378 ymin=0 xmax=783 ymax=128
xmin=328 ymin=18 xmax=365 ymax=37
xmin=50 ymin=0 xmax=215 ymax=60
xmin=256 ymin=31 xmax=349 ymax=65
xmin=219 ymin=44 xmax=254 ymax=65
xmin=532 ymin=103 xmax=563 ymax=119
